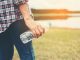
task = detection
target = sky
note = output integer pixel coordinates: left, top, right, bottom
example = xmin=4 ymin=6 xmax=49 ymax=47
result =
xmin=28 ymin=0 xmax=80 ymax=11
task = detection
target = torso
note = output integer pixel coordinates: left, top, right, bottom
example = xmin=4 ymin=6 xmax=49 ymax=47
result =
xmin=0 ymin=0 xmax=23 ymax=33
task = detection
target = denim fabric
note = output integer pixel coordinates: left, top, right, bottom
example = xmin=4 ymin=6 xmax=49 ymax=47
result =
xmin=0 ymin=20 xmax=35 ymax=60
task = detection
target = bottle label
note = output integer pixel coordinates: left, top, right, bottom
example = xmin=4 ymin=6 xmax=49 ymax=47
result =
xmin=20 ymin=31 xmax=33 ymax=44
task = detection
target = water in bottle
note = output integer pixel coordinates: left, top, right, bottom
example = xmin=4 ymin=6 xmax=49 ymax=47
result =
xmin=20 ymin=31 xmax=34 ymax=44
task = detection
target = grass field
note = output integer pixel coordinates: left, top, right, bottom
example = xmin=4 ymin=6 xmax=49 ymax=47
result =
xmin=13 ymin=28 xmax=80 ymax=60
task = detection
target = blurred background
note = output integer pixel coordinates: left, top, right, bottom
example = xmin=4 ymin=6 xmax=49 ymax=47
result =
xmin=13 ymin=0 xmax=80 ymax=60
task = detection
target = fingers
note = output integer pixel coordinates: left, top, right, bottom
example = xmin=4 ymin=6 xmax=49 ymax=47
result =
xmin=32 ymin=24 xmax=45 ymax=38
xmin=37 ymin=25 xmax=45 ymax=35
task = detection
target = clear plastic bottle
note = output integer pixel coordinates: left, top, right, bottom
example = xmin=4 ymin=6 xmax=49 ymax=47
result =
xmin=20 ymin=31 xmax=34 ymax=44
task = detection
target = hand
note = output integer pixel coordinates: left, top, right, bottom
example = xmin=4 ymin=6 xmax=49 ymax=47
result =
xmin=25 ymin=20 xmax=45 ymax=38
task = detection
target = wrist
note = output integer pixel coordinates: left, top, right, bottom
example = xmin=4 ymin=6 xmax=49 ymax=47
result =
xmin=23 ymin=17 xmax=34 ymax=27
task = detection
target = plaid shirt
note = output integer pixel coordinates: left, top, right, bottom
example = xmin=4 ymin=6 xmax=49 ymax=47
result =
xmin=0 ymin=0 xmax=28 ymax=33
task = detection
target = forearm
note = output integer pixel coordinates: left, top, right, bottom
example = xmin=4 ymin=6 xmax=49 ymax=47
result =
xmin=19 ymin=3 xmax=34 ymax=23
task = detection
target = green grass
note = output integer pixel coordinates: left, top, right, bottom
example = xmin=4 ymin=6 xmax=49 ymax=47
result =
xmin=13 ymin=28 xmax=80 ymax=60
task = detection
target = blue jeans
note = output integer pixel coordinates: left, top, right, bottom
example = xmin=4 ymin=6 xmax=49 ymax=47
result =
xmin=0 ymin=20 xmax=35 ymax=60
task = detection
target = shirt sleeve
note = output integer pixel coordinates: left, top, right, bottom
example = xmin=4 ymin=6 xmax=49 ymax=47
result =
xmin=13 ymin=0 xmax=28 ymax=5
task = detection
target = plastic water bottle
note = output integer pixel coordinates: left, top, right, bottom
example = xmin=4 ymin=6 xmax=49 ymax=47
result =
xmin=20 ymin=31 xmax=34 ymax=44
